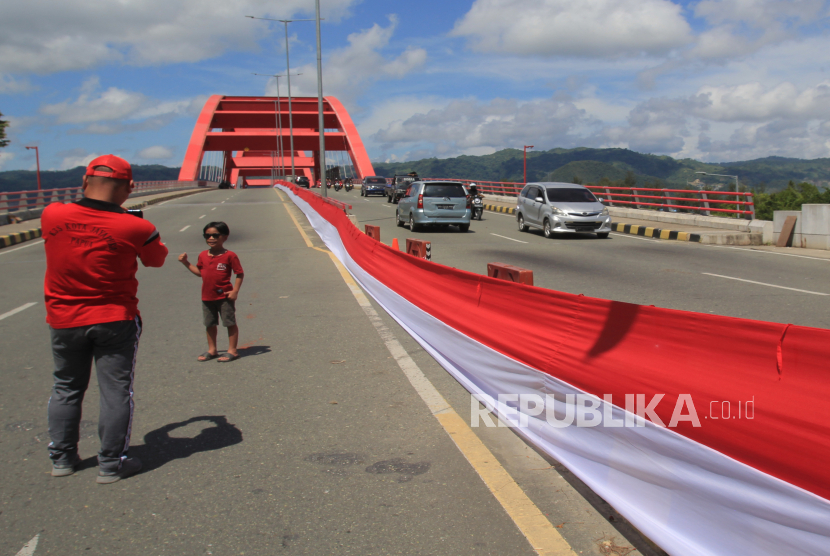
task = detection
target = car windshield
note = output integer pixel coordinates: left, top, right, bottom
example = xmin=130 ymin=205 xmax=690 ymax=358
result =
xmin=366 ymin=177 xmax=386 ymax=184
xmin=546 ymin=188 xmax=598 ymax=203
xmin=423 ymin=184 xmax=466 ymax=198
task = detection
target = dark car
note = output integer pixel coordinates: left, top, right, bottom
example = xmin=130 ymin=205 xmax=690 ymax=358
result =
xmin=294 ymin=176 xmax=310 ymax=188
xmin=385 ymin=174 xmax=418 ymax=204
xmin=361 ymin=176 xmax=387 ymax=197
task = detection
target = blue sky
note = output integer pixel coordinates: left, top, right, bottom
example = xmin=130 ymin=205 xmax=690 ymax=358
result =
xmin=2 ymin=0 xmax=830 ymax=172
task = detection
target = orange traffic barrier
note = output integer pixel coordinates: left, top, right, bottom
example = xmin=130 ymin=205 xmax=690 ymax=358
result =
xmin=487 ymin=262 xmax=533 ymax=286
xmin=406 ymin=238 xmax=431 ymax=260
xmin=391 ymin=237 xmax=400 ymax=250
xmin=365 ymin=224 xmax=381 ymax=241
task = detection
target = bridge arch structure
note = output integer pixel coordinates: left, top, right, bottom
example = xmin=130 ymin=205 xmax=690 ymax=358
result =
xmin=179 ymin=95 xmax=375 ymax=187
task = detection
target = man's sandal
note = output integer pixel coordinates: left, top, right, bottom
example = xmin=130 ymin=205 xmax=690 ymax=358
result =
xmin=218 ymin=353 xmax=239 ymax=362
xmin=198 ymin=352 xmax=219 ymax=362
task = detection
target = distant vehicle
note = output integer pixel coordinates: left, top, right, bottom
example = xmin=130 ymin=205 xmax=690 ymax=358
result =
xmin=361 ymin=176 xmax=387 ymax=197
xmin=385 ymin=172 xmax=418 ymax=204
xmin=515 ymin=182 xmax=611 ymax=238
xmin=294 ymin=176 xmax=310 ymax=188
xmin=395 ymin=181 xmax=471 ymax=232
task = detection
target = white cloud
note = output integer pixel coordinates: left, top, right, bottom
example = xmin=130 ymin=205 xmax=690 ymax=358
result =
xmin=373 ymin=96 xmax=597 ymax=158
xmin=39 ymin=77 xmax=207 ymax=134
xmin=0 ymin=0 xmax=358 ymax=75
xmin=58 ymin=150 xmax=102 ymax=171
xmin=137 ymin=146 xmax=175 ymax=160
xmin=451 ymin=0 xmax=693 ymax=58
xmin=694 ymin=0 xmax=826 ymax=28
xmin=0 ymin=151 xmax=15 ymax=170
xmin=278 ymin=16 xmax=427 ymax=106
xmin=0 ymin=74 xmax=33 ymax=94
xmin=694 ymin=81 xmax=830 ymax=122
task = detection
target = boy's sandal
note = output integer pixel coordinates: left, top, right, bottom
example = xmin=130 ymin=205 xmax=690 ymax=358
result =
xmin=218 ymin=353 xmax=239 ymax=363
xmin=198 ymin=352 xmax=219 ymax=362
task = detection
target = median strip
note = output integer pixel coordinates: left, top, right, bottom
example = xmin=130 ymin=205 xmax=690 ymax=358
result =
xmin=612 ymin=222 xmax=701 ymax=242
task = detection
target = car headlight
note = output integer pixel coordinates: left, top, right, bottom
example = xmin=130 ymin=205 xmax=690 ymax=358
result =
xmin=601 ymin=207 xmax=609 ymax=216
xmin=550 ymin=206 xmax=566 ymax=216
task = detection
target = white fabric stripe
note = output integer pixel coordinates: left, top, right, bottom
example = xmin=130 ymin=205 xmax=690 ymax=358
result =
xmin=281 ymin=186 xmax=830 ymax=556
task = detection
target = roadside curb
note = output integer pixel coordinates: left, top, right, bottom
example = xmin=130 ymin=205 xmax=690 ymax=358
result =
xmin=0 ymin=228 xmax=42 ymax=249
xmin=484 ymin=203 xmax=515 ymax=215
xmin=0 ymin=188 xmax=208 ymax=250
xmin=612 ymin=222 xmax=701 ymax=242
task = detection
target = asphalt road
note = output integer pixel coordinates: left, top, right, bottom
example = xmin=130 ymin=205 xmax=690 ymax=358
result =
xmin=0 ymin=189 xmax=654 ymax=556
xmin=342 ymin=188 xmax=830 ymax=329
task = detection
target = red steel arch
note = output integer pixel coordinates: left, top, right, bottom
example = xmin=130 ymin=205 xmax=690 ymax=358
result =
xmin=179 ymin=95 xmax=375 ymax=186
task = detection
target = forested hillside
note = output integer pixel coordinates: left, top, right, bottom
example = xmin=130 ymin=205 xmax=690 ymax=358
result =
xmin=0 ymin=165 xmax=180 ymax=192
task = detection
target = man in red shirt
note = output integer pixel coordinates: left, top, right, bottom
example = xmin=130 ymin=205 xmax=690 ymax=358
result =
xmin=42 ymin=154 xmax=168 ymax=483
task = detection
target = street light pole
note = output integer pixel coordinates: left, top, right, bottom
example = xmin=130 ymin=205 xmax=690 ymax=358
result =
xmin=523 ymin=145 xmax=534 ymax=184
xmin=315 ymin=0 xmax=327 ymax=198
xmin=254 ymin=72 xmax=302 ymax=183
xmin=695 ymin=171 xmax=744 ymax=218
xmin=25 ymin=146 xmax=41 ymax=190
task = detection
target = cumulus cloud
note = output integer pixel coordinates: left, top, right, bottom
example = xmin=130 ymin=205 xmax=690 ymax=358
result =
xmin=0 ymin=151 xmax=15 ymax=170
xmin=451 ymin=0 xmax=693 ymax=58
xmin=56 ymin=149 xmax=103 ymax=170
xmin=373 ymin=96 xmax=597 ymax=157
xmin=694 ymin=81 xmax=830 ymax=122
xmin=137 ymin=146 xmax=175 ymax=160
xmin=0 ymin=74 xmax=33 ymax=94
xmin=39 ymin=77 xmax=207 ymax=134
xmin=278 ymin=16 xmax=427 ymax=106
xmin=0 ymin=0 xmax=358 ymax=75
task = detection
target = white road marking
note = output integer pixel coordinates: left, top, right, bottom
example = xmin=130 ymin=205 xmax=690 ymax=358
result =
xmin=211 ymin=207 xmax=216 ymax=211
xmin=180 ymin=225 xmax=191 ymax=232
xmin=610 ymin=232 xmax=657 ymax=242
xmin=16 ymin=534 xmax=39 ymax=556
xmin=704 ymin=243 xmax=830 ymax=262
xmin=199 ymin=215 xmax=206 ymax=219
xmin=702 ymin=273 xmax=829 ymax=296
xmin=491 ymin=233 xmax=528 ymax=244
xmin=0 ymin=239 xmax=44 ymax=256
xmin=0 ymin=302 xmax=37 ymax=321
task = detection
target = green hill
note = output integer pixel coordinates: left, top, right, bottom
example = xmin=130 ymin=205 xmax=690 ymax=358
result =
xmin=373 ymin=148 xmax=830 ymax=192
xmin=0 ymin=165 xmax=181 ymax=192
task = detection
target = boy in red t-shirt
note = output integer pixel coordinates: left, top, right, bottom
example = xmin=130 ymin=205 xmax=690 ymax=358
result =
xmin=178 ymin=221 xmax=244 ymax=362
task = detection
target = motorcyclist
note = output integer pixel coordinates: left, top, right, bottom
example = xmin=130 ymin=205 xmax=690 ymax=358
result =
xmin=468 ymin=183 xmax=484 ymax=219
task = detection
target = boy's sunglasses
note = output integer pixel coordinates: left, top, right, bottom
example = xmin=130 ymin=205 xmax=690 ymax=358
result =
xmin=203 ymin=233 xmax=223 ymax=239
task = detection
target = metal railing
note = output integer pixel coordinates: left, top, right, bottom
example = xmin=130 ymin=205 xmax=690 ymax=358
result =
xmin=1 ymin=180 xmax=210 ymax=215
xmin=411 ymin=178 xmax=755 ymax=219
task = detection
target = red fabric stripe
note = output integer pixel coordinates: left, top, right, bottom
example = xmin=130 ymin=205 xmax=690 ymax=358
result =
xmin=292 ymin=185 xmax=830 ymax=502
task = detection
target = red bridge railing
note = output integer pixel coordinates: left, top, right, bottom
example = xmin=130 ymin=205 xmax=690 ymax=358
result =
xmin=416 ymin=178 xmax=755 ymax=219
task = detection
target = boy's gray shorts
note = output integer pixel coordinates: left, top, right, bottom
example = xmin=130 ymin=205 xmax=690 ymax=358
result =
xmin=202 ymin=299 xmax=236 ymax=327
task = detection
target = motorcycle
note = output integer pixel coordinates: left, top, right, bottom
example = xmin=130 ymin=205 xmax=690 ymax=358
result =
xmin=334 ymin=180 xmax=343 ymax=192
xmin=344 ymin=178 xmax=354 ymax=192
xmin=472 ymin=196 xmax=484 ymax=220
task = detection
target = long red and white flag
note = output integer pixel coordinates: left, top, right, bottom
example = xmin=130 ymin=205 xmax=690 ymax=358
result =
xmin=280 ymin=184 xmax=830 ymax=556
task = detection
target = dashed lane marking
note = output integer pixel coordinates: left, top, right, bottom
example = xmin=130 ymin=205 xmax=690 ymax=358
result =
xmin=0 ymin=302 xmax=37 ymax=321
xmin=702 ymin=273 xmax=829 ymax=296
xmin=211 ymin=207 xmax=216 ymax=210
xmin=180 ymin=225 xmax=191 ymax=232
xmin=15 ymin=534 xmax=39 ymax=556
xmin=199 ymin=215 xmax=206 ymax=219
xmin=491 ymin=233 xmax=528 ymax=244
xmin=276 ymin=187 xmax=577 ymax=556
xmin=610 ymin=232 xmax=658 ymax=242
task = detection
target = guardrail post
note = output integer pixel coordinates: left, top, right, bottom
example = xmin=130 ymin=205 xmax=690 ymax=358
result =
xmin=487 ymin=262 xmax=533 ymax=286
xmin=662 ymin=189 xmax=672 ymax=210
xmin=406 ymin=238 xmax=431 ymax=260
xmin=604 ymin=187 xmax=614 ymax=207
xmin=364 ymin=224 xmax=381 ymax=241
xmin=746 ymin=193 xmax=755 ymax=220
xmin=632 ymin=189 xmax=641 ymax=209
xmin=700 ymin=192 xmax=711 ymax=216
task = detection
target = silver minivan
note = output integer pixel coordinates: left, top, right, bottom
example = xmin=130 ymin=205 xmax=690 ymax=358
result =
xmin=516 ymin=182 xmax=612 ymax=238
xmin=396 ymin=181 xmax=471 ymax=232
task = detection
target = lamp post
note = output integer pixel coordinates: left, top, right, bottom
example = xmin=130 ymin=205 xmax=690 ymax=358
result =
xmin=247 ymin=16 xmax=317 ymax=178
xmin=523 ymin=145 xmax=534 ymax=184
xmin=25 ymin=146 xmax=41 ymax=191
xmin=254 ymin=72 xmax=302 ymax=183
xmin=314 ymin=0 xmax=327 ymax=197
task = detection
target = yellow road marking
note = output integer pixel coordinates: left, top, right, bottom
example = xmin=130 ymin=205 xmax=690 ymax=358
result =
xmin=275 ymin=187 xmax=576 ymax=556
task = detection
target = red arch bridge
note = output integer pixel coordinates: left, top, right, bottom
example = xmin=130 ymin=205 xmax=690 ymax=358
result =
xmin=178 ymin=95 xmax=375 ymax=187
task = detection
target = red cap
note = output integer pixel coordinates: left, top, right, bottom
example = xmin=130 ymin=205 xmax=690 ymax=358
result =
xmin=85 ymin=154 xmax=132 ymax=181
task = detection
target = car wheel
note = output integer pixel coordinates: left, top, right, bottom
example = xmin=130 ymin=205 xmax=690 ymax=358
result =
xmin=459 ymin=223 xmax=470 ymax=232
xmin=409 ymin=215 xmax=420 ymax=232
xmin=396 ymin=211 xmax=404 ymax=227
xmin=517 ymin=214 xmax=528 ymax=232
xmin=387 ymin=193 xmax=392 ymax=203
xmin=543 ymin=219 xmax=553 ymax=238
xmin=597 ymin=232 xmax=609 ymax=239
